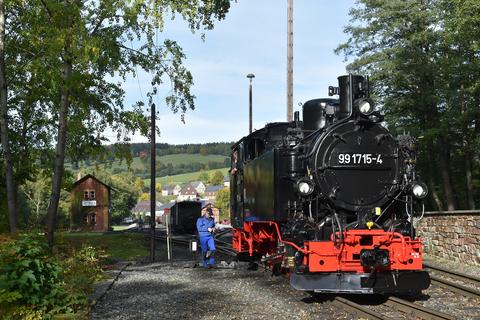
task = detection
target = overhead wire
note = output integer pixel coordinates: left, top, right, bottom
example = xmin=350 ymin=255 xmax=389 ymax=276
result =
xmin=130 ymin=39 xmax=144 ymax=101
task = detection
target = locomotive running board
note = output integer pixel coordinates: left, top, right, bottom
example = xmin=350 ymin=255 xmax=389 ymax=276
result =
xmin=290 ymin=271 xmax=430 ymax=294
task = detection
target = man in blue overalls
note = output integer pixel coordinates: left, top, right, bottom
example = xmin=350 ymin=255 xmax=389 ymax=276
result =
xmin=196 ymin=208 xmax=216 ymax=268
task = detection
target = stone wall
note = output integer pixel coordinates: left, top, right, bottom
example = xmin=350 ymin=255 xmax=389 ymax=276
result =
xmin=415 ymin=213 xmax=480 ymax=266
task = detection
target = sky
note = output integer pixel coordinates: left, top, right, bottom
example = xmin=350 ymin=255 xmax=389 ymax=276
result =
xmin=117 ymin=0 xmax=357 ymax=144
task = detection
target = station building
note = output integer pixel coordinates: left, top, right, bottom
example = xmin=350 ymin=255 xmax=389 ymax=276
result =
xmin=70 ymin=174 xmax=111 ymax=232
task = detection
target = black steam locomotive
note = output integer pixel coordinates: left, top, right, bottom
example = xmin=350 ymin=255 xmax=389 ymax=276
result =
xmin=230 ymin=74 xmax=430 ymax=294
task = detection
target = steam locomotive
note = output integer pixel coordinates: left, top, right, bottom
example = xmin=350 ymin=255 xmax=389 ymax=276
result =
xmin=229 ymin=74 xmax=431 ymax=294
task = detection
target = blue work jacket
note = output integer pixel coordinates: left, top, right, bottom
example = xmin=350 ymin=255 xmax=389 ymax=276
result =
xmin=197 ymin=216 xmax=215 ymax=238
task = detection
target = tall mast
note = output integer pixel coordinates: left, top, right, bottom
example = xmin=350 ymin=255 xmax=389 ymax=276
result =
xmin=286 ymin=0 xmax=293 ymax=122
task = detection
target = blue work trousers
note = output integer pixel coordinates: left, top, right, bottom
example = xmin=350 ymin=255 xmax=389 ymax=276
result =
xmin=199 ymin=235 xmax=215 ymax=267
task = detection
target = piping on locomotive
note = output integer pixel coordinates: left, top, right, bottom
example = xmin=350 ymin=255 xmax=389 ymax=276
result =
xmin=229 ymin=74 xmax=431 ymax=294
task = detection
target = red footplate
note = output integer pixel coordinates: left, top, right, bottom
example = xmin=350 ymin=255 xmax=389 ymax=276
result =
xmin=305 ymin=229 xmax=422 ymax=272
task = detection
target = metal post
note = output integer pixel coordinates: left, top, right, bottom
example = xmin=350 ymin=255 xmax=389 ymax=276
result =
xmin=150 ymin=103 xmax=156 ymax=262
xmin=166 ymin=211 xmax=172 ymax=261
xmin=286 ymin=0 xmax=294 ymax=122
xmin=247 ymin=73 xmax=255 ymax=134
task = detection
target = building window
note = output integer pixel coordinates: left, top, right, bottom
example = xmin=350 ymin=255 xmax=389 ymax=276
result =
xmin=84 ymin=190 xmax=96 ymax=200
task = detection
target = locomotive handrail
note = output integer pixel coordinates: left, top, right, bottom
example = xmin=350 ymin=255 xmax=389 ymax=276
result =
xmin=265 ymin=221 xmax=311 ymax=254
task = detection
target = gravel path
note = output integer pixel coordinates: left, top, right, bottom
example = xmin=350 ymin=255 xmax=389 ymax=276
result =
xmin=91 ymin=261 xmax=352 ymax=320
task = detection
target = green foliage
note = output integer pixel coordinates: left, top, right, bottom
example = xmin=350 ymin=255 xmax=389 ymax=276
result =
xmin=147 ymin=167 xmax=229 ymax=186
xmin=197 ymin=171 xmax=209 ymax=182
xmin=70 ymin=152 xmax=230 ymax=180
xmin=62 ymin=246 xmax=105 ymax=297
xmin=87 ymin=170 xmax=143 ymax=224
xmin=336 ymin=0 xmax=480 ymax=210
xmin=61 ymin=232 xmax=148 ymax=261
xmin=209 ymin=170 xmax=225 ymax=185
xmin=2 ymin=0 xmax=232 ymax=234
xmin=21 ymin=170 xmax=52 ymax=227
xmin=0 ymin=234 xmax=95 ymax=319
xmin=215 ymin=187 xmax=230 ymax=221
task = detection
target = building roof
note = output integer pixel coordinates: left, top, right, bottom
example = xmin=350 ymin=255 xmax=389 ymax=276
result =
xmin=132 ymin=201 xmax=163 ymax=212
xmin=70 ymin=174 xmax=111 ymax=191
xmin=190 ymin=181 xmax=205 ymax=188
xmin=179 ymin=184 xmax=198 ymax=195
xmin=158 ymin=202 xmax=176 ymax=210
xmin=205 ymin=185 xmax=224 ymax=193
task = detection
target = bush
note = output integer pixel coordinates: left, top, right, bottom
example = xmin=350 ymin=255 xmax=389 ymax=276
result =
xmin=0 ymin=234 xmax=102 ymax=319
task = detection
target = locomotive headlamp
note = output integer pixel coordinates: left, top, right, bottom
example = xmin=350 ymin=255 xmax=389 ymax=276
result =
xmin=356 ymin=99 xmax=375 ymax=116
xmin=411 ymin=182 xmax=428 ymax=199
xmin=296 ymin=178 xmax=314 ymax=196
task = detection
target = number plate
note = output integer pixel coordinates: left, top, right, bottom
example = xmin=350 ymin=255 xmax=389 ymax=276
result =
xmin=337 ymin=153 xmax=383 ymax=165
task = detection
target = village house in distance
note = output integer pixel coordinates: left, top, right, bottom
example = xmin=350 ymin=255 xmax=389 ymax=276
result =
xmin=70 ymin=174 xmax=111 ymax=232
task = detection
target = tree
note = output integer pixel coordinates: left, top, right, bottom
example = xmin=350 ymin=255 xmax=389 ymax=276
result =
xmin=209 ymin=170 xmax=224 ymax=186
xmin=155 ymin=182 xmax=162 ymax=193
xmin=197 ymin=171 xmax=209 ymax=182
xmin=199 ymin=146 xmax=209 ymax=156
xmin=12 ymin=0 xmax=231 ymax=247
xmin=78 ymin=169 xmax=143 ymax=225
xmin=21 ymin=170 xmax=51 ymax=226
xmin=336 ymin=0 xmax=479 ymax=210
xmin=0 ymin=0 xmax=16 ymax=232
xmin=139 ymin=193 xmax=150 ymax=201
xmin=215 ymin=187 xmax=229 ymax=221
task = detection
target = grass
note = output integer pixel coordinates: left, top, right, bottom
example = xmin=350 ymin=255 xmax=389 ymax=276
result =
xmin=68 ymin=153 xmax=228 ymax=171
xmin=143 ymin=167 xmax=230 ymax=185
xmin=156 ymin=153 xmax=227 ymax=165
xmin=60 ymin=232 xmax=148 ymax=261
xmin=111 ymin=225 xmax=132 ymax=231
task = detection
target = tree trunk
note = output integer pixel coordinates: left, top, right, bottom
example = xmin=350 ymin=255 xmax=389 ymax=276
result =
xmin=464 ymin=152 xmax=475 ymax=209
xmin=425 ymin=142 xmax=443 ymax=211
xmin=46 ymin=61 xmax=71 ymax=248
xmin=438 ymin=139 xmax=456 ymax=211
xmin=0 ymin=0 xmax=17 ymax=233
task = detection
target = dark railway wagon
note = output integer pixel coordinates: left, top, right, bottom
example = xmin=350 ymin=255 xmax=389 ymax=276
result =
xmin=170 ymin=201 xmax=202 ymax=235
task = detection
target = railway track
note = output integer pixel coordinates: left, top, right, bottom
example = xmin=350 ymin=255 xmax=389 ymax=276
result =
xmin=423 ymin=262 xmax=480 ymax=299
xmin=151 ymin=234 xmax=460 ymax=319
xmin=383 ymin=296 xmax=455 ymax=320
xmin=331 ymin=296 xmax=389 ymax=320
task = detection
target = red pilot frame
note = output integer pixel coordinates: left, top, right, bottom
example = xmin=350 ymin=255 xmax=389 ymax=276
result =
xmin=233 ymin=221 xmax=431 ymax=294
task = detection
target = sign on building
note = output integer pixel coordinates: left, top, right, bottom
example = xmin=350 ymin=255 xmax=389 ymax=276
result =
xmin=82 ymin=200 xmax=97 ymax=207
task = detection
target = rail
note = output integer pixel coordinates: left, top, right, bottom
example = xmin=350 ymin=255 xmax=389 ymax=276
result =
xmin=423 ymin=263 xmax=480 ymax=299
xmin=384 ymin=296 xmax=456 ymax=320
xmin=423 ymin=210 xmax=480 ymax=216
xmin=332 ymin=297 xmax=389 ymax=320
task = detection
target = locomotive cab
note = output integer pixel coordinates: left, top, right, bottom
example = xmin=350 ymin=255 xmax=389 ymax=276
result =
xmin=231 ymin=74 xmax=430 ymax=294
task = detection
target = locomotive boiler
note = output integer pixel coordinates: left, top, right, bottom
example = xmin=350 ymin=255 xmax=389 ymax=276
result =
xmin=230 ymin=74 xmax=431 ymax=294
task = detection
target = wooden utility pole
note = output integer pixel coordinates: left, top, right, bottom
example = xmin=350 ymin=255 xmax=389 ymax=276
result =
xmin=286 ymin=0 xmax=293 ymax=122
xmin=150 ymin=103 xmax=156 ymax=262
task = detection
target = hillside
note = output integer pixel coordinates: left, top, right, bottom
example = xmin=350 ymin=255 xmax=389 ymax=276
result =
xmin=144 ymin=167 xmax=230 ymax=186
xmin=66 ymin=142 xmax=233 ymax=187
xmin=80 ymin=153 xmax=228 ymax=171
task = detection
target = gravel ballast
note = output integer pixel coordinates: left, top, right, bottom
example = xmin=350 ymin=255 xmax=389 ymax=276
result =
xmin=91 ymin=260 xmax=352 ymax=320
